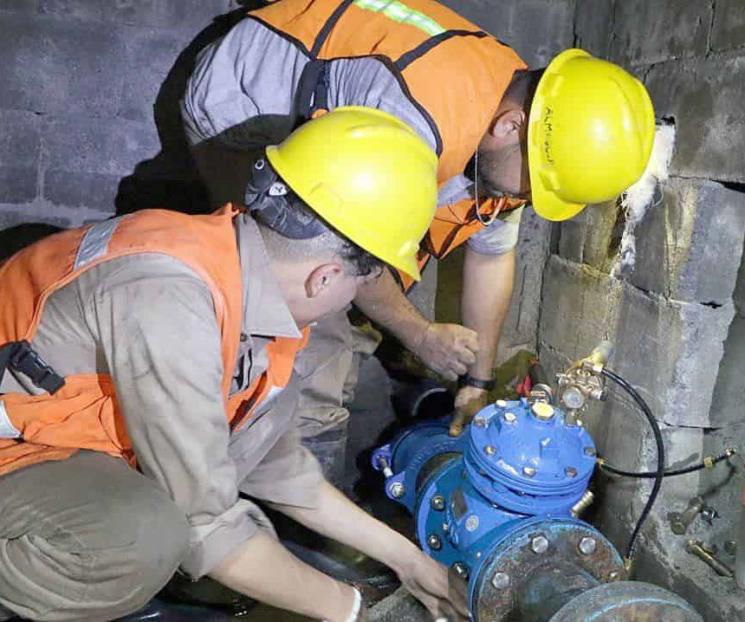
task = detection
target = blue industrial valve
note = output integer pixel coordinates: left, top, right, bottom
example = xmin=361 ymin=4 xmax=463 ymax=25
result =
xmin=373 ymin=397 xmax=702 ymax=621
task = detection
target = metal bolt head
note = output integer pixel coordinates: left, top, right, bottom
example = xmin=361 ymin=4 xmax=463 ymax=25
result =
xmin=389 ymin=482 xmax=405 ymax=498
xmin=427 ymin=534 xmax=442 ymax=551
xmin=491 ymin=572 xmax=510 ymax=590
xmin=496 ymin=399 xmax=508 ymax=407
xmin=565 ymin=466 xmax=578 ymax=478
xmin=523 ymin=465 xmax=537 ymax=477
xmin=465 ymin=515 xmax=480 ymax=532
xmin=430 ymin=495 xmax=446 ymax=511
xmin=484 ymin=445 xmax=497 ymax=456
xmin=531 ymin=535 xmax=549 ymax=554
xmin=584 ymin=446 xmax=597 ymax=457
xmin=608 ymin=571 xmax=621 ymax=582
xmin=578 ymin=537 xmax=597 ymax=556
xmin=474 ymin=417 xmax=487 ymax=428
xmin=503 ymin=411 xmax=517 ymax=424
xmin=452 ymin=562 xmax=469 ymax=580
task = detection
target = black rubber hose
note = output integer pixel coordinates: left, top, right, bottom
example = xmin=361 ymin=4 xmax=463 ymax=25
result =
xmin=600 ymin=368 xmax=664 ymax=563
xmin=599 ymin=449 xmax=735 ymax=478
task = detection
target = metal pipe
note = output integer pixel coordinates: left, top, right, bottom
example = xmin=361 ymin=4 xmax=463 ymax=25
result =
xmin=515 ymin=563 xmax=600 ymax=622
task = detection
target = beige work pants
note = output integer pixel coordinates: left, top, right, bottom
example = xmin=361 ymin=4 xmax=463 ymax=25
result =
xmin=0 ymin=451 xmax=189 ymax=622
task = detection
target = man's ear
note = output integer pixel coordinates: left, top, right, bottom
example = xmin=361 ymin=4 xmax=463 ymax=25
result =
xmin=489 ymin=108 xmax=527 ymax=139
xmin=305 ymin=262 xmax=344 ymax=298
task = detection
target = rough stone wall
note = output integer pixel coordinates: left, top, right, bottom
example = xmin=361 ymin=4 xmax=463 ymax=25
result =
xmin=541 ymin=2 xmax=745 ymax=619
xmin=0 ymin=0 xmax=248 ymax=258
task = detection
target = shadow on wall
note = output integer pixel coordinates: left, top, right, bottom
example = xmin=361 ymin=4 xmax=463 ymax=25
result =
xmin=115 ymin=1 xmax=268 ymax=217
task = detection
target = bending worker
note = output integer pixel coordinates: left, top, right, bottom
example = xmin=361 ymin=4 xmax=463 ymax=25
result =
xmin=0 ymin=109 xmax=467 ymax=622
xmin=182 ymin=0 xmax=656 ymax=472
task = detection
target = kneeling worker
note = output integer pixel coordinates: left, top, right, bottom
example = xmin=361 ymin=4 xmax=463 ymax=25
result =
xmin=0 ymin=108 xmax=466 ymax=622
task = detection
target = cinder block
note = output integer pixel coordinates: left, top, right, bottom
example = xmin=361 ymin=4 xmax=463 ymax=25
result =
xmin=43 ymin=115 xmax=161 ymax=177
xmin=646 ymin=55 xmax=745 ymax=184
xmin=710 ymin=298 xmax=745 ymax=428
xmin=0 ymin=167 xmax=37 ymax=205
xmin=437 ymin=0 xmax=575 ymax=67
xmin=539 ymin=256 xmax=734 ymax=428
xmin=573 ymin=0 xmax=614 ymax=58
xmin=0 ymin=109 xmax=40 ymax=169
xmin=507 ymin=206 xmax=551 ymax=348
xmin=0 ymin=1 xmax=39 ymax=14
xmin=43 ymin=170 xmax=119 ymax=213
xmin=0 ymin=14 xmax=126 ymax=117
xmin=39 ymin=0 xmax=230 ymax=29
xmin=119 ymin=31 xmax=187 ymax=124
xmin=609 ymin=0 xmax=712 ymax=66
xmin=711 ymin=0 xmax=745 ymax=53
xmin=631 ymin=179 xmax=745 ymax=304
xmin=555 ymin=201 xmax=623 ymax=273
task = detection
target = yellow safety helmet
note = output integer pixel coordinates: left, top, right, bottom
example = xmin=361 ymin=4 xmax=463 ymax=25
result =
xmin=266 ymin=107 xmax=438 ymax=281
xmin=528 ymin=49 xmax=656 ymax=221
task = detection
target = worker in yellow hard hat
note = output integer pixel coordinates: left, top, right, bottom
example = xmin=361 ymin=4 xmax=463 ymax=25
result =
xmin=0 ymin=107 xmax=472 ymax=622
xmin=182 ymin=0 xmax=656 ymax=488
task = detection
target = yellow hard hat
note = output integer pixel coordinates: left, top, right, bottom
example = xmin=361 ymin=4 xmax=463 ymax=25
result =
xmin=266 ymin=107 xmax=438 ymax=281
xmin=528 ymin=49 xmax=656 ymax=221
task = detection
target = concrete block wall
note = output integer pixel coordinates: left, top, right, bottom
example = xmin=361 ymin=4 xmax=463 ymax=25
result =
xmin=0 ymin=0 xmax=245 ymax=256
xmin=539 ymin=1 xmax=745 ymax=618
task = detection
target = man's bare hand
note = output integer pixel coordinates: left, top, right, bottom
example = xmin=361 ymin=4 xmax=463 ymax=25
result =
xmin=450 ymin=385 xmax=489 ymax=436
xmin=396 ymin=549 xmax=470 ymax=621
xmin=410 ymin=323 xmax=479 ymax=381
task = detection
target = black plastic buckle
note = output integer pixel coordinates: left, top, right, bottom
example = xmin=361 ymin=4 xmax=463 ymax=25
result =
xmin=8 ymin=341 xmax=65 ymax=395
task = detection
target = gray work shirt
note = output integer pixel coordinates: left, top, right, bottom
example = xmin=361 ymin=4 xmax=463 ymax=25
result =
xmin=182 ymin=16 xmax=522 ymax=255
xmin=0 ymin=216 xmax=323 ymax=578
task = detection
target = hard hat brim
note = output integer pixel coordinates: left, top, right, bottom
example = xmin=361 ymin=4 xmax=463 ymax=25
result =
xmin=528 ymin=49 xmax=590 ymax=222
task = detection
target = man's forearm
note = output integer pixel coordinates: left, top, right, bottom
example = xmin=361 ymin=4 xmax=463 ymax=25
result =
xmin=461 ymin=247 xmax=516 ymax=379
xmin=210 ymin=529 xmax=356 ymax=621
xmin=354 ymin=269 xmax=429 ymax=349
xmin=270 ymin=480 xmax=420 ymax=574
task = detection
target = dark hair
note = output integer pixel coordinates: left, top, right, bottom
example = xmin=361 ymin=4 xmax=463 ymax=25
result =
xmin=269 ymin=194 xmax=384 ymax=278
xmin=505 ymin=69 xmax=545 ymax=113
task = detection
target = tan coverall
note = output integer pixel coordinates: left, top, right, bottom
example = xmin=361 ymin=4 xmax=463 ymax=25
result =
xmin=0 ymin=216 xmax=323 ymax=621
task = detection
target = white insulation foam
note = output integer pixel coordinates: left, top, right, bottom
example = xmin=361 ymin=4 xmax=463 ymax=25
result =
xmin=611 ymin=122 xmax=676 ymax=278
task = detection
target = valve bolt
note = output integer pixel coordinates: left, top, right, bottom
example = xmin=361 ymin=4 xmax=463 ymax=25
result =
xmin=531 ymin=535 xmax=549 ymax=554
xmin=608 ymin=571 xmax=621 ymax=581
xmin=389 ymin=482 xmax=405 ymax=498
xmin=579 ymin=537 xmax=597 ymax=555
xmin=503 ymin=412 xmax=517 ymax=424
xmin=491 ymin=572 xmax=510 ymax=590
xmin=427 ymin=534 xmax=442 ymax=551
xmin=584 ymin=447 xmax=597 ymax=457
xmin=496 ymin=400 xmax=508 ymax=407
xmin=452 ymin=562 xmax=469 ymax=580
xmin=474 ymin=417 xmax=487 ymax=428
xmin=484 ymin=445 xmax=497 ymax=456
xmin=523 ymin=466 xmax=537 ymax=477
xmin=430 ymin=495 xmax=446 ymax=511
xmin=565 ymin=466 xmax=578 ymax=478
xmin=465 ymin=515 xmax=480 ymax=532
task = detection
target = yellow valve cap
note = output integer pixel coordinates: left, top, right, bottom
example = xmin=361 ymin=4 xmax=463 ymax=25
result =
xmin=532 ymin=402 xmax=556 ymax=421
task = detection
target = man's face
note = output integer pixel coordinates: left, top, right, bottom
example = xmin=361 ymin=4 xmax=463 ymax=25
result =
xmin=476 ymin=109 xmax=531 ymax=201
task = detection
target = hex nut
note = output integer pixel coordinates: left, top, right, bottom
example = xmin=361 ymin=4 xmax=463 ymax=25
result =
xmin=531 ymin=535 xmax=549 ymax=554
xmin=491 ymin=572 xmax=510 ymax=590
xmin=579 ymin=537 xmax=597 ymax=555
xmin=389 ymin=482 xmax=405 ymax=498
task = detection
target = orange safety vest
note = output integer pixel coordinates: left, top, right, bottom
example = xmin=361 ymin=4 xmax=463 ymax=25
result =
xmin=249 ymin=0 xmax=528 ymax=289
xmin=0 ymin=205 xmax=308 ymax=477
